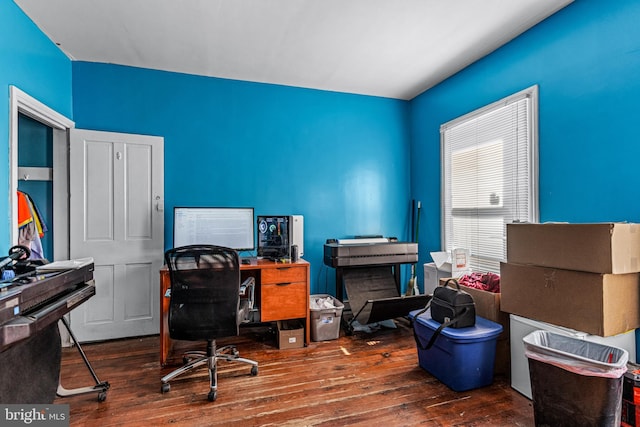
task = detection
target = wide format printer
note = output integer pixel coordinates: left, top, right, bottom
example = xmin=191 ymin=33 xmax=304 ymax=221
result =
xmin=323 ymin=236 xmax=428 ymax=333
xmin=0 ymin=252 xmax=108 ymax=403
xmin=324 ymin=236 xmax=418 ymax=300
xmin=0 ymin=258 xmax=95 ymax=352
xmin=324 ymin=236 xmax=418 ymax=269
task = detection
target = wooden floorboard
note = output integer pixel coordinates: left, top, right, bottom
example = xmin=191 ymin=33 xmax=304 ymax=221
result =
xmin=55 ymin=319 xmax=534 ymax=426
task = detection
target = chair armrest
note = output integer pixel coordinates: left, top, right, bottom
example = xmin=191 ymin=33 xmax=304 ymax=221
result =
xmin=239 ymin=277 xmax=255 ymax=310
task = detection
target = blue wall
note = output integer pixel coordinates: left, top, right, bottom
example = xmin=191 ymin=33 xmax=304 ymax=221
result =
xmin=8 ymin=0 xmax=640 ymax=296
xmin=72 ymin=63 xmax=412 ymax=294
xmin=0 ymin=0 xmax=72 ymax=251
xmin=410 ymin=0 xmax=640 ymax=280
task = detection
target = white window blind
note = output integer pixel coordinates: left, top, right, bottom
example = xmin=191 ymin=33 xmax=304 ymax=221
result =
xmin=441 ymin=86 xmax=538 ymax=273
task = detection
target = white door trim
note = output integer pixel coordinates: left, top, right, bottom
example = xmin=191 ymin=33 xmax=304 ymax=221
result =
xmin=9 ymin=86 xmax=74 ymax=252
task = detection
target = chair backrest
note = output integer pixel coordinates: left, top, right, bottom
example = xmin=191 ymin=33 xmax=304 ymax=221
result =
xmin=164 ymin=245 xmax=241 ymax=341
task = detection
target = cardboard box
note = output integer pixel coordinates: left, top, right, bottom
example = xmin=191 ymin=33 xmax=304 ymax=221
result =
xmin=424 ymin=263 xmax=450 ymax=295
xmin=439 ymin=277 xmax=506 ymax=326
xmin=494 ymin=338 xmax=511 ymax=378
xmin=440 ymin=277 xmax=510 ymax=376
xmin=500 ymin=261 xmax=640 ymax=336
xmin=277 ymin=320 xmax=304 ymax=349
xmin=506 ymin=222 xmax=640 ymax=274
xmin=430 ymin=250 xmax=472 ymax=277
xmin=430 ymin=251 xmax=453 ymax=273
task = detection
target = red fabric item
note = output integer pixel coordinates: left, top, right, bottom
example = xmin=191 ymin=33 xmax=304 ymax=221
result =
xmin=17 ymin=191 xmax=33 ymax=228
xmin=459 ymin=272 xmax=500 ymax=293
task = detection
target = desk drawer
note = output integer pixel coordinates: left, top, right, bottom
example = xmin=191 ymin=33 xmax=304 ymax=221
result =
xmin=261 ymin=266 xmax=307 ymax=284
xmin=261 ymin=282 xmax=307 ymax=321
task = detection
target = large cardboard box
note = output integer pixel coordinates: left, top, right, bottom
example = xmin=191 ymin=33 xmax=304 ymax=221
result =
xmin=500 ymin=261 xmax=640 ymax=336
xmin=440 ymin=277 xmax=510 ymax=376
xmin=506 ymin=222 xmax=640 ymax=274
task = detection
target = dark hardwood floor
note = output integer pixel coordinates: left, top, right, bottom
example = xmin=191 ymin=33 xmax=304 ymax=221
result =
xmin=55 ymin=319 xmax=534 ymax=426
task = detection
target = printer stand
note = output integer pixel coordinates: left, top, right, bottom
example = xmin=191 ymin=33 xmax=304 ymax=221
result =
xmin=56 ymin=317 xmax=110 ymax=402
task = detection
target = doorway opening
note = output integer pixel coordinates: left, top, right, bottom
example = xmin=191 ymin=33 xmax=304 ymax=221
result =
xmin=10 ymin=86 xmax=74 ymax=261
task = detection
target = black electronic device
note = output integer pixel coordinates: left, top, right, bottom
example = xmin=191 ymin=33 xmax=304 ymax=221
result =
xmin=0 ymin=245 xmax=30 ymax=270
xmin=257 ymin=215 xmax=290 ymax=260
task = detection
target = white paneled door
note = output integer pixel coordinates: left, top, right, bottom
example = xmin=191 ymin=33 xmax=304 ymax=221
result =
xmin=69 ymin=129 xmax=164 ymax=342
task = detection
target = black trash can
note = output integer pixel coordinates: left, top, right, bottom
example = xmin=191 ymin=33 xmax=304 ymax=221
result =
xmin=523 ymin=330 xmax=629 ymax=427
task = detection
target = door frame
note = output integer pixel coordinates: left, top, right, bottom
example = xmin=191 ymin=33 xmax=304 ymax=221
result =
xmin=9 ymin=86 xmax=74 ymax=260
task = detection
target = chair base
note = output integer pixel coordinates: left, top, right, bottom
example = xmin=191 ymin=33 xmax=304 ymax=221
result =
xmin=160 ymin=341 xmax=258 ymax=401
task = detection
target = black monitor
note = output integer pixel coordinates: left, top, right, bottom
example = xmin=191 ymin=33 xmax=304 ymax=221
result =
xmin=173 ymin=207 xmax=255 ymax=251
xmin=257 ymin=215 xmax=290 ymax=259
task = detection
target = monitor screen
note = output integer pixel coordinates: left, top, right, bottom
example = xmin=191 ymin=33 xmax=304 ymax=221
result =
xmin=257 ymin=215 xmax=290 ymax=259
xmin=173 ymin=207 xmax=255 ymax=251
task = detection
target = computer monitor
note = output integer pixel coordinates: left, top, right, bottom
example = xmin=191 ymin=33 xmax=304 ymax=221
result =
xmin=257 ymin=215 xmax=290 ymax=259
xmin=173 ymin=207 xmax=255 ymax=251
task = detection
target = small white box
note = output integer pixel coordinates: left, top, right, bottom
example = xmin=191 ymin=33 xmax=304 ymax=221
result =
xmin=430 ymin=251 xmax=452 ymax=273
xmin=430 ymin=250 xmax=471 ymax=279
xmin=423 ymin=262 xmax=450 ymax=295
xmin=451 ymin=248 xmax=472 ymax=277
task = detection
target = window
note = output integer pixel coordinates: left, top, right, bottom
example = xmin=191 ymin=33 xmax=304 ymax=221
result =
xmin=441 ymin=86 xmax=538 ymax=273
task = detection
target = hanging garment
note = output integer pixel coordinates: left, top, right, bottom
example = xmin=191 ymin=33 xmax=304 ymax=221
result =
xmin=17 ymin=191 xmax=32 ymax=229
xmin=17 ymin=191 xmax=46 ymax=260
xmin=24 ymin=192 xmax=48 ymax=238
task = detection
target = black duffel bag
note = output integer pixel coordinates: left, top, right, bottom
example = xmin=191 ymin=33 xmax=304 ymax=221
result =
xmin=413 ymin=278 xmax=476 ymax=350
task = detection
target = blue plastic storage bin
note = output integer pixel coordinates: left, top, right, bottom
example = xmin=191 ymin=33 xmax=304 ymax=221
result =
xmin=409 ymin=309 xmax=503 ymax=392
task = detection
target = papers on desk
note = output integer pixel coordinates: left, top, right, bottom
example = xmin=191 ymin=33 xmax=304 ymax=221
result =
xmin=36 ymin=257 xmax=94 ymax=272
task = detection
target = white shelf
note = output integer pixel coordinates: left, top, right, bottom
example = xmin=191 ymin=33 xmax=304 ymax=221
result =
xmin=18 ymin=166 xmax=52 ymax=181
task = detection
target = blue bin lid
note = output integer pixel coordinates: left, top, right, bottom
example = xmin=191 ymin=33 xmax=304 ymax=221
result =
xmin=409 ymin=309 xmax=503 ymax=341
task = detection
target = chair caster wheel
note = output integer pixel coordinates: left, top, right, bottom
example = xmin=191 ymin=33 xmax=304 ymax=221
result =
xmin=208 ymin=390 xmax=217 ymax=401
xmin=98 ymin=391 xmax=107 ymax=402
xmin=161 ymin=383 xmax=170 ymax=393
xmin=251 ymin=366 xmax=258 ymax=376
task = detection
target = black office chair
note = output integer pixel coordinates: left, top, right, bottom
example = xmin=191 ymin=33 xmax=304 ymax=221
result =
xmin=160 ymin=245 xmax=258 ymax=402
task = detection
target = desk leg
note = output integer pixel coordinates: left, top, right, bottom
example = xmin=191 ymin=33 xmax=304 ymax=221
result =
xmin=160 ymin=270 xmax=172 ymax=367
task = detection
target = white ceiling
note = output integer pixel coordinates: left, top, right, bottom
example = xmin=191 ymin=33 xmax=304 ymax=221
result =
xmin=15 ymin=0 xmax=573 ymax=100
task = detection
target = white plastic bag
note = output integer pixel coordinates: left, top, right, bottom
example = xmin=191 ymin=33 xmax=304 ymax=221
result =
xmin=310 ymin=296 xmax=337 ymax=310
xmin=523 ymin=330 xmax=628 ymax=379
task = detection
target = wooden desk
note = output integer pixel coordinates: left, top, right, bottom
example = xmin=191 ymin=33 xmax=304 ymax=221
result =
xmin=160 ymin=259 xmax=310 ymax=366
